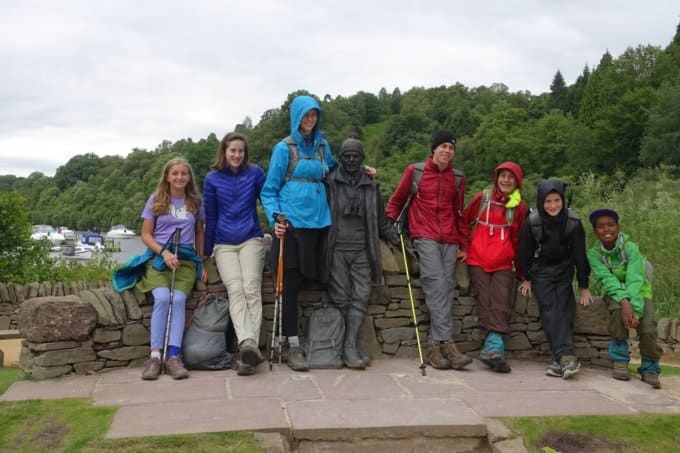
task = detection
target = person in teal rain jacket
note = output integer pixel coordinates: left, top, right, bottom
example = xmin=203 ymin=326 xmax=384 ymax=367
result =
xmin=260 ymin=95 xmax=338 ymax=371
xmin=587 ymin=208 xmax=663 ymax=389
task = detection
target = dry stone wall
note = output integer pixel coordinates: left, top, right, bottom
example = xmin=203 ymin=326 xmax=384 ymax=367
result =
xmin=2 ymin=246 xmax=678 ymax=379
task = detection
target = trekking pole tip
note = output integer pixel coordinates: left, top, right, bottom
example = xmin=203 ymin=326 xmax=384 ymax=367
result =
xmin=420 ymin=363 xmax=427 ymax=376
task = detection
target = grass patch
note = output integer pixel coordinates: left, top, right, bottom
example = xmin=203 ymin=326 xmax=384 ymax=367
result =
xmin=0 ymin=367 xmax=27 ymax=395
xmin=84 ymin=432 xmax=260 ymax=452
xmin=0 ymin=398 xmax=261 ymax=452
xmin=628 ymin=362 xmax=680 ymax=376
xmin=505 ymin=414 xmax=680 ymax=452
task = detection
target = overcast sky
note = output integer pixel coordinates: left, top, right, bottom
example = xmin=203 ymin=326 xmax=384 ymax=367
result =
xmin=1 ymin=1 xmax=678 ymax=177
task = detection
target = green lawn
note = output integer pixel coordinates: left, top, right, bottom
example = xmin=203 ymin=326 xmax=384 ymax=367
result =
xmin=0 ymin=368 xmax=261 ymax=452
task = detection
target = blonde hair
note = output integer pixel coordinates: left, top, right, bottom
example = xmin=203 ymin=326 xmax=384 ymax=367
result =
xmin=152 ymin=157 xmax=201 ymax=216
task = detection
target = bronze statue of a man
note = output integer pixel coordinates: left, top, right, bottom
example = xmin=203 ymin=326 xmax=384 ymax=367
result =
xmin=321 ymin=135 xmax=397 ymax=368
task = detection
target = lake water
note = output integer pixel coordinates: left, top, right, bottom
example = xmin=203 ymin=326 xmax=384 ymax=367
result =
xmin=51 ymin=234 xmax=147 ymax=265
xmin=107 ymin=236 xmax=147 ymax=264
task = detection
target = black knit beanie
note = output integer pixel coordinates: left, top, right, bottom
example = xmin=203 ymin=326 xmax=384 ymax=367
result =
xmin=430 ymin=129 xmax=457 ymax=152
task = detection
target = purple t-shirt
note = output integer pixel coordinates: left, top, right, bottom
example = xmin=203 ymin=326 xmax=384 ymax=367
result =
xmin=141 ymin=195 xmax=205 ymax=245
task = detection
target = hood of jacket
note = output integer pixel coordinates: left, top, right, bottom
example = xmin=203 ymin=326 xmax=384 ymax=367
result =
xmin=493 ymin=161 xmax=524 ymax=189
xmin=536 ymin=179 xmax=566 ymax=220
xmin=290 ymin=95 xmax=322 ymax=145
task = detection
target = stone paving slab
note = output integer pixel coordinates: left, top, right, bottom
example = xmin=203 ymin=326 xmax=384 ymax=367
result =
xmin=106 ymin=398 xmax=287 ymax=438
xmin=314 ymin=373 xmax=408 ymax=400
xmin=287 ymin=399 xmax=487 ymax=441
xmin=3 ymin=358 xmax=679 ymax=442
xmin=1 ymin=374 xmax=98 ymax=401
xmin=460 ymin=389 xmax=633 ymax=417
xmin=228 ymin=372 xmax=320 ymax=400
xmin=93 ymin=376 xmax=227 ymax=406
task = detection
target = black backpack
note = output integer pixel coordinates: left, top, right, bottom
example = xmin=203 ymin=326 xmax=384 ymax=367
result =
xmin=182 ymin=295 xmax=234 ymax=370
xmin=527 ymin=208 xmax=580 ymax=258
xmin=305 ymin=305 xmax=345 ymax=369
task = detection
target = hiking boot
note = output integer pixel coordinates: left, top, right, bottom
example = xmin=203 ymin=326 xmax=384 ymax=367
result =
xmin=164 ymin=356 xmax=189 ymax=380
xmin=239 ymin=338 xmax=262 ymax=367
xmin=479 ymin=350 xmax=510 ymax=373
xmin=440 ymin=339 xmax=473 ymax=370
xmin=237 ymin=361 xmax=255 ymax=376
xmin=640 ymin=372 xmax=661 ymax=389
xmin=612 ymin=361 xmax=631 ymax=381
xmin=426 ymin=340 xmax=451 ymax=370
xmin=287 ymin=345 xmax=309 ymax=372
xmin=141 ymin=357 xmax=161 ymax=380
xmin=560 ymin=355 xmax=580 ymax=380
xmin=545 ymin=360 xmax=563 ymax=378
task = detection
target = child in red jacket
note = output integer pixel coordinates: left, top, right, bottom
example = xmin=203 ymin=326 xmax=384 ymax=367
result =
xmin=460 ymin=162 xmax=528 ymax=373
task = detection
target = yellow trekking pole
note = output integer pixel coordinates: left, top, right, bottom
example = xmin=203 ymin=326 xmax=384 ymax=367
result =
xmin=395 ymin=200 xmax=426 ymax=376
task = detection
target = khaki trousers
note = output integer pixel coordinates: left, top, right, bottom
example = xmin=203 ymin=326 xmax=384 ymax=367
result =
xmin=214 ymin=238 xmax=266 ymax=345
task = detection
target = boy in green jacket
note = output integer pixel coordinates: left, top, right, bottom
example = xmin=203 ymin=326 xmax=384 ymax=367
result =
xmin=587 ymin=208 xmax=663 ymax=389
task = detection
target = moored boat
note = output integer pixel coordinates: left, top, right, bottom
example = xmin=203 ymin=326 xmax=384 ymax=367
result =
xmin=106 ymin=224 xmax=136 ymax=239
xmin=31 ymin=225 xmax=65 ymax=246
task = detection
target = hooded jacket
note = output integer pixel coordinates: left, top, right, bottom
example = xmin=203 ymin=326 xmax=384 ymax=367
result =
xmin=461 ymin=161 xmax=528 ymax=274
xmin=385 ymin=156 xmax=466 ymax=245
xmin=261 ymin=95 xmax=337 ymax=229
xmin=587 ymin=232 xmax=651 ymax=318
xmin=517 ymin=179 xmax=590 ymax=288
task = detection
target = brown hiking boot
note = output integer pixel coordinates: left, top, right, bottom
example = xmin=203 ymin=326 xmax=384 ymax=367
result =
xmin=141 ymin=357 xmax=160 ymax=380
xmin=479 ymin=350 xmax=510 ymax=373
xmin=426 ymin=340 xmax=451 ymax=369
xmin=164 ymin=356 xmax=189 ymax=380
xmin=440 ymin=339 xmax=473 ymax=370
xmin=641 ymin=371 xmax=661 ymax=389
xmin=239 ymin=338 xmax=262 ymax=367
xmin=612 ymin=361 xmax=630 ymax=381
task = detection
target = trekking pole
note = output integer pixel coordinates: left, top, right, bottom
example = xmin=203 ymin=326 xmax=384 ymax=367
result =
xmin=395 ymin=208 xmax=426 ymax=376
xmin=269 ymin=213 xmax=286 ymax=370
xmin=162 ymin=227 xmax=182 ymax=374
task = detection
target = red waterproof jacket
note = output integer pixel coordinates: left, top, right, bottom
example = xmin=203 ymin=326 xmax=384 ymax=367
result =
xmin=460 ymin=161 xmax=528 ymax=275
xmin=386 ymin=157 xmax=466 ymax=244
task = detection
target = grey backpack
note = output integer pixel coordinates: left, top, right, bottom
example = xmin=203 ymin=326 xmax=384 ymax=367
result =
xmin=305 ymin=305 xmax=345 ymax=369
xmin=182 ymin=294 xmax=234 ymax=370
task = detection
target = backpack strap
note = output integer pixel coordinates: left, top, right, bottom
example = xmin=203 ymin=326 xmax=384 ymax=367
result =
xmin=530 ymin=208 xmax=580 ymax=258
xmin=473 ymin=190 xmax=515 ymax=239
xmin=283 ymin=135 xmax=325 ymax=183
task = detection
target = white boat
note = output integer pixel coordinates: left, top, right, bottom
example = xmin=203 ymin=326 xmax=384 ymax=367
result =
xmin=106 ymin=224 xmax=136 ymax=239
xmin=57 ymin=227 xmax=77 ymax=240
xmin=61 ymin=233 xmax=105 ymax=260
xmin=31 ymin=225 xmax=65 ymax=245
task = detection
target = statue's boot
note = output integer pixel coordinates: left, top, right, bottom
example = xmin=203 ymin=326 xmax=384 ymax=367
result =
xmin=343 ymin=307 xmax=366 ymax=369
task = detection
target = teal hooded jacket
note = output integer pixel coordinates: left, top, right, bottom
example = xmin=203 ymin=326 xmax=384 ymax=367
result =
xmin=261 ymin=95 xmax=337 ymax=228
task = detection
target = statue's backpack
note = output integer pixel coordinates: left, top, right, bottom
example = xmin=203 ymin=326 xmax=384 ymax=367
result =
xmin=305 ymin=305 xmax=345 ymax=369
xmin=182 ymin=294 xmax=234 ymax=370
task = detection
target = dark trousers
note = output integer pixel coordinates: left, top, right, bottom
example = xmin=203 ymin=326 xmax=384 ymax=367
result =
xmin=327 ymin=249 xmax=371 ymax=313
xmin=469 ymin=266 xmax=514 ymax=338
xmin=533 ymin=277 xmax=575 ymax=361
xmin=270 ymin=228 xmax=323 ymax=337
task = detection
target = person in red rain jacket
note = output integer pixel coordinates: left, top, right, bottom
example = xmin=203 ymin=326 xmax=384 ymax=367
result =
xmin=460 ymin=161 xmax=528 ymax=373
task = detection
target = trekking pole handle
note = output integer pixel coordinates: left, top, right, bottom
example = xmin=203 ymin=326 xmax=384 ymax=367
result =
xmin=275 ymin=214 xmax=286 ymax=296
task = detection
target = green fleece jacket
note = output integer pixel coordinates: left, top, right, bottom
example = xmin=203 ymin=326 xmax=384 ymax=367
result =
xmin=587 ymin=232 xmax=651 ymax=318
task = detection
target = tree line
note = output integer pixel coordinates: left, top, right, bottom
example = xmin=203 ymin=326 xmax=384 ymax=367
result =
xmin=1 ymin=23 xmax=679 ymax=232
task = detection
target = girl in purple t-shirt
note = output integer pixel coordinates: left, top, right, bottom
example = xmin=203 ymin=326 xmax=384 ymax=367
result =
xmin=138 ymin=157 xmax=207 ymax=380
